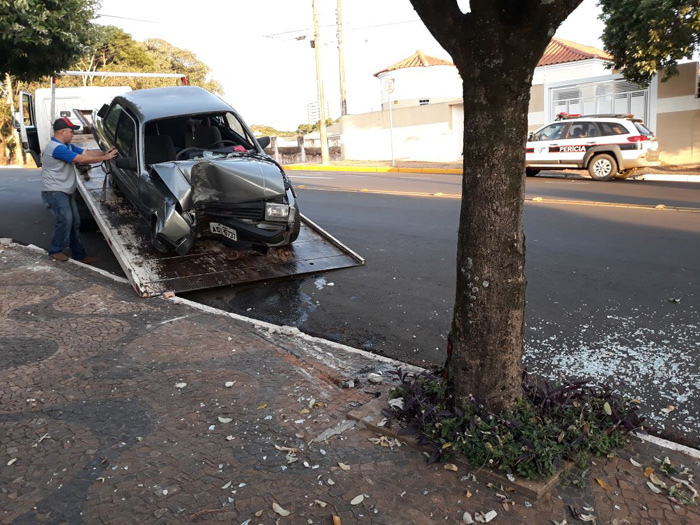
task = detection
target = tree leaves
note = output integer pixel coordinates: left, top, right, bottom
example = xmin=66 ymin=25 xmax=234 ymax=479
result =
xmin=0 ymin=0 xmax=96 ymax=81
xmin=600 ymin=0 xmax=700 ymax=84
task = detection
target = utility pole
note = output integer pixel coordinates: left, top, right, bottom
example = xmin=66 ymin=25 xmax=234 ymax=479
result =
xmin=337 ymin=0 xmax=347 ymax=116
xmin=312 ymin=0 xmax=329 ymax=164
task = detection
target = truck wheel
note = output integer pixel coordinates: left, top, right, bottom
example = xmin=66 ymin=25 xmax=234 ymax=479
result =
xmin=289 ymin=208 xmax=301 ymax=243
xmin=588 ymin=154 xmax=617 ymax=181
xmin=526 ymin=168 xmax=540 ymax=177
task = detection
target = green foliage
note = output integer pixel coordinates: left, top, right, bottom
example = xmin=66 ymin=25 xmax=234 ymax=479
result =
xmin=250 ymin=125 xmax=296 ymax=138
xmin=388 ymin=370 xmax=643 ymax=480
xmin=296 ymin=118 xmax=336 ymax=135
xmin=45 ymin=29 xmax=222 ymax=93
xmin=600 ymin=0 xmax=700 ymax=85
xmin=0 ymin=0 xmax=97 ymax=82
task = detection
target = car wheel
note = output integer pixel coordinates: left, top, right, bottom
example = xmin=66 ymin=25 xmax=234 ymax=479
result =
xmin=289 ymin=207 xmax=301 ymax=243
xmin=150 ymin=216 xmax=168 ymax=253
xmin=588 ymin=154 xmax=617 ymax=181
xmin=526 ymin=168 xmax=540 ymax=177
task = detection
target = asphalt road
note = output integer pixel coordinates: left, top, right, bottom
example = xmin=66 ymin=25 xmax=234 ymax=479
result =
xmin=1 ymin=167 xmax=699 ymax=446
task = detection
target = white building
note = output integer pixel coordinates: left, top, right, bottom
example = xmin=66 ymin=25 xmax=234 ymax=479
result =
xmin=339 ymin=39 xmax=700 ymax=165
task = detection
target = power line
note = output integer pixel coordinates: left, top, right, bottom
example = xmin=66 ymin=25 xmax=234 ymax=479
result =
xmin=94 ymin=13 xmax=158 ymax=23
xmin=264 ymin=18 xmax=420 ymax=39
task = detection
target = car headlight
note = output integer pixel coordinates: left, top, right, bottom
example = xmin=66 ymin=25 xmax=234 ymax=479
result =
xmin=265 ymin=203 xmax=290 ymax=221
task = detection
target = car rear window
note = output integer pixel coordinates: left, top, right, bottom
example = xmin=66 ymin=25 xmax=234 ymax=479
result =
xmin=598 ymin=122 xmax=628 ymax=136
xmin=634 ymin=122 xmax=653 ymax=136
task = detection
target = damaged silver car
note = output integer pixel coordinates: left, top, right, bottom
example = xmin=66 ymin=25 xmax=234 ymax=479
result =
xmin=94 ymin=86 xmax=299 ymax=255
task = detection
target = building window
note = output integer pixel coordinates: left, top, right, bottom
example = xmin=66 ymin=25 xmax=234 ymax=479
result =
xmin=419 ymin=99 xmax=430 ymax=106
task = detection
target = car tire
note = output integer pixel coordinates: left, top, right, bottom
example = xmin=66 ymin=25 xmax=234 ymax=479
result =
xmin=289 ymin=207 xmax=301 ymax=243
xmin=525 ymin=168 xmax=540 ymax=177
xmin=588 ymin=154 xmax=617 ymax=181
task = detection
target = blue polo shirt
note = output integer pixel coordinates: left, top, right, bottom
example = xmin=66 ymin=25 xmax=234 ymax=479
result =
xmin=40 ymin=138 xmax=84 ymax=194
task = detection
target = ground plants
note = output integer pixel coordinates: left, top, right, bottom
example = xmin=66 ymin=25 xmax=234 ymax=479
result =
xmin=384 ymin=369 xmax=645 ymax=480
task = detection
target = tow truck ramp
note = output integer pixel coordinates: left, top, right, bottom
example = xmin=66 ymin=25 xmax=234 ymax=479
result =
xmin=76 ymin=153 xmax=364 ymax=297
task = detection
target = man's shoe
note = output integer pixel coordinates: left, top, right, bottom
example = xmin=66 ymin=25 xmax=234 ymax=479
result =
xmin=50 ymin=252 xmax=69 ymax=261
xmin=77 ymin=255 xmax=98 ymax=264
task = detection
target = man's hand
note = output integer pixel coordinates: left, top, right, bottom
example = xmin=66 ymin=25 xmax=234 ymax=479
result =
xmin=104 ymin=148 xmax=118 ymax=160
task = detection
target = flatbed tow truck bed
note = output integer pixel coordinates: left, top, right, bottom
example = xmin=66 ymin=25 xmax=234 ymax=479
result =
xmin=74 ymin=138 xmax=364 ymax=297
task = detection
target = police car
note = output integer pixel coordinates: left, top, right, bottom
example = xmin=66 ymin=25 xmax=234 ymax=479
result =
xmin=526 ymin=114 xmax=660 ymax=181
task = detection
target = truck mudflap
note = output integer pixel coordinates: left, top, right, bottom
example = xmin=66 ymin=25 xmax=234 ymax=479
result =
xmin=74 ymin=140 xmax=364 ymax=297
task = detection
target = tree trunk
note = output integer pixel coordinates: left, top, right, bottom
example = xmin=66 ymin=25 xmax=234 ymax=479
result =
xmin=5 ymin=74 xmax=24 ymax=167
xmin=407 ymin=0 xmax=583 ymax=413
xmin=446 ymin=44 xmax=533 ymax=412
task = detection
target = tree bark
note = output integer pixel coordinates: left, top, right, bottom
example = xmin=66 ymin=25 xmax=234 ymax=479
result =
xmin=5 ymin=74 xmax=24 ymax=167
xmin=409 ymin=0 xmax=582 ymax=412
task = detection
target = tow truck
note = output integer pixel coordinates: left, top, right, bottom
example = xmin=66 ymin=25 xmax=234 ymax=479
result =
xmin=15 ymin=72 xmax=364 ymax=297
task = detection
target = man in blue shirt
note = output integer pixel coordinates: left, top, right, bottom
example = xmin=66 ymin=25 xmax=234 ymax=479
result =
xmin=41 ymin=117 xmax=117 ymax=262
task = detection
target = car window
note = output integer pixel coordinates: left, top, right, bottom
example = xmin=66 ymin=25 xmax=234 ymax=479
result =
xmin=104 ymin=104 xmax=124 ymax=139
xmin=224 ymin=112 xmax=247 ymax=138
xmin=599 ymin=122 xmax=628 ymax=136
xmin=566 ymin=122 xmax=598 ymax=139
xmin=634 ymin=122 xmax=653 ymax=136
xmin=532 ymin=122 xmax=568 ymax=141
xmin=114 ymin=111 xmax=136 ymax=159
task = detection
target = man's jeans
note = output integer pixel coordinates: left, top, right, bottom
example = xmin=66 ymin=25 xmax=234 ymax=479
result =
xmin=41 ymin=191 xmax=87 ymax=260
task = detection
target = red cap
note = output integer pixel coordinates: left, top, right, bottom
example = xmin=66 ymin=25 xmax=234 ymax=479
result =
xmin=53 ymin=117 xmax=80 ymax=131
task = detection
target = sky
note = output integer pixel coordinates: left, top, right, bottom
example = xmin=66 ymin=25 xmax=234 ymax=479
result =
xmin=95 ymin=0 xmax=605 ymax=131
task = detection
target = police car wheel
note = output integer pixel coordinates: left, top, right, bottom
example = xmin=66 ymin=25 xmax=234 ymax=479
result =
xmin=526 ymin=168 xmax=540 ymax=177
xmin=588 ymin=154 xmax=617 ymax=181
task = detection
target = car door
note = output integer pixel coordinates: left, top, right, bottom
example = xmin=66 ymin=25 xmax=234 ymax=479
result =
xmin=16 ymin=91 xmax=42 ymax=166
xmin=526 ymin=122 xmax=569 ymax=166
xmin=554 ymin=121 xmax=598 ymax=167
xmin=111 ymin=109 xmax=143 ymax=212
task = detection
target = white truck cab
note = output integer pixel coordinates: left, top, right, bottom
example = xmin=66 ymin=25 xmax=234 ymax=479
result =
xmin=16 ymin=86 xmax=132 ymax=166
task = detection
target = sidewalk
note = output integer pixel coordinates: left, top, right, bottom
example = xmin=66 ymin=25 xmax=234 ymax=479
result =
xmin=1 ymin=242 xmax=698 ymax=524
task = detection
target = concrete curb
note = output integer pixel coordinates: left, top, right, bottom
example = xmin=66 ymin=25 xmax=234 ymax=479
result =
xmin=282 ymin=164 xmax=462 ymax=175
xmin=282 ymin=164 xmax=700 ymax=182
xmin=634 ymin=174 xmax=700 ymax=182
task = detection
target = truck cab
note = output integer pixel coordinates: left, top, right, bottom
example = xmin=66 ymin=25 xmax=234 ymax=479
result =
xmin=15 ymin=86 xmax=132 ymax=166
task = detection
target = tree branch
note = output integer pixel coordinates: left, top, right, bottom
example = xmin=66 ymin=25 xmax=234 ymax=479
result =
xmin=408 ymin=0 xmax=468 ymax=58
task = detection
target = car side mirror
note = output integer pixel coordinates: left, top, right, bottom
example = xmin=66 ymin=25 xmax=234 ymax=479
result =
xmin=115 ymin=157 xmax=137 ymax=170
xmin=257 ymin=136 xmax=271 ymax=150
xmin=97 ymin=104 xmax=109 ymax=118
xmin=527 ymin=132 xmax=535 ymax=142
xmin=12 ymin=111 xmax=22 ymax=129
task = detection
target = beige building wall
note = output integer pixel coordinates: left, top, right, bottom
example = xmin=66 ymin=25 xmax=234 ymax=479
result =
xmin=656 ymin=110 xmax=700 ymax=165
xmin=340 ymin=101 xmax=463 ymax=162
xmin=655 ymin=62 xmax=700 ymax=164
xmin=528 ymin=84 xmax=545 ymax=132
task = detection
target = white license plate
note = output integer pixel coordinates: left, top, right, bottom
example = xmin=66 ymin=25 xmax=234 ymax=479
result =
xmin=210 ymin=222 xmax=237 ymax=241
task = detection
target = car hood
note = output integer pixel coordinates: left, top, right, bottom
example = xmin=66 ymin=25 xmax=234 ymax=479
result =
xmin=152 ymin=156 xmax=286 ymax=209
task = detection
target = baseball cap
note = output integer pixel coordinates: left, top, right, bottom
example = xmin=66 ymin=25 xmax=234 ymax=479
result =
xmin=53 ymin=117 xmax=80 ymax=131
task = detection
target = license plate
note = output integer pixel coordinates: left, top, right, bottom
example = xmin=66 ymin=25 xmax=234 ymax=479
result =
xmin=210 ymin=222 xmax=237 ymax=241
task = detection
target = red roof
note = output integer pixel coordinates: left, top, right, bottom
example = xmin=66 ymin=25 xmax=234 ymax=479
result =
xmin=538 ymin=38 xmax=612 ymax=67
xmin=374 ymin=50 xmax=453 ymax=77
xmin=374 ymin=40 xmax=611 ymax=78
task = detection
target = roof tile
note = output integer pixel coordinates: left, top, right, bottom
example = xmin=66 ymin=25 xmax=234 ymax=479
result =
xmin=374 ymin=50 xmax=454 ymax=77
xmin=538 ymin=37 xmax=612 ymax=67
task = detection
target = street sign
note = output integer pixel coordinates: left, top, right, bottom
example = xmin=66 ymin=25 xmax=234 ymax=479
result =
xmin=385 ymin=78 xmax=395 ymax=94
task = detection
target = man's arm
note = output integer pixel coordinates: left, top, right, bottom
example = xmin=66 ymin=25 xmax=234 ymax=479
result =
xmin=73 ymin=147 xmax=118 ymax=164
